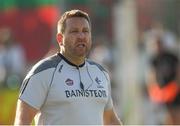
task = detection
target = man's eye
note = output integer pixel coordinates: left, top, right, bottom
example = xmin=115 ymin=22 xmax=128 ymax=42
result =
xmin=71 ymin=30 xmax=78 ymax=33
xmin=84 ymin=30 xmax=89 ymax=33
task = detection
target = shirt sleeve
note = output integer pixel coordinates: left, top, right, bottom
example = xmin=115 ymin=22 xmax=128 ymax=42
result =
xmin=19 ymin=69 xmax=54 ymax=110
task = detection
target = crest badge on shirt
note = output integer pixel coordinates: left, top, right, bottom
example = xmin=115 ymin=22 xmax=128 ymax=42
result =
xmin=65 ymin=78 xmax=74 ymax=86
xmin=95 ymin=77 xmax=104 ymax=88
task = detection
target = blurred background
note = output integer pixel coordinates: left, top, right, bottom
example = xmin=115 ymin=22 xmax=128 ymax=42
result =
xmin=0 ymin=0 xmax=180 ymax=125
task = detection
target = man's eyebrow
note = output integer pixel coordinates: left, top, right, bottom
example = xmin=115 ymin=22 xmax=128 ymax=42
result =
xmin=69 ymin=26 xmax=90 ymax=30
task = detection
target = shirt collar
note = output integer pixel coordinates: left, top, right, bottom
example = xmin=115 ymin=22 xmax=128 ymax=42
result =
xmin=57 ymin=53 xmax=85 ymax=68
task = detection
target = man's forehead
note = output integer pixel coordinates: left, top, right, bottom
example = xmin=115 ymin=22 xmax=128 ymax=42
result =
xmin=65 ymin=17 xmax=90 ymax=30
xmin=66 ymin=17 xmax=89 ymax=25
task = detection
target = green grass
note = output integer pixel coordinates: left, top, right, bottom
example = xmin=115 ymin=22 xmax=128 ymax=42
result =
xmin=0 ymin=88 xmax=19 ymax=125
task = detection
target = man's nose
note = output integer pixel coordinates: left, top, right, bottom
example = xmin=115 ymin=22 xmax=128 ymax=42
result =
xmin=77 ymin=32 xmax=85 ymax=39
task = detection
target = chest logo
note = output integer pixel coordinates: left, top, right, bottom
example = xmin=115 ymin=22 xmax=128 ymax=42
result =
xmin=95 ymin=77 xmax=104 ymax=88
xmin=65 ymin=78 xmax=74 ymax=86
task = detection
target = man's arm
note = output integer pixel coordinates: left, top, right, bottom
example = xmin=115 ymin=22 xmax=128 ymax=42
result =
xmin=103 ymin=108 xmax=122 ymax=125
xmin=14 ymin=99 xmax=38 ymax=125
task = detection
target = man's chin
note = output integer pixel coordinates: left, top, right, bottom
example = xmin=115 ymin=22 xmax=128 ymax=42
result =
xmin=77 ymin=54 xmax=86 ymax=58
xmin=76 ymin=52 xmax=87 ymax=58
xmin=76 ymin=50 xmax=88 ymax=56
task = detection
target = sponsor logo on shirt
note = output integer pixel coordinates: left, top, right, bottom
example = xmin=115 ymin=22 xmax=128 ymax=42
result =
xmin=65 ymin=89 xmax=107 ymax=98
xmin=65 ymin=78 xmax=74 ymax=86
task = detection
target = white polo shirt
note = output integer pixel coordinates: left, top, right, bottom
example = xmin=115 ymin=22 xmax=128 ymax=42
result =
xmin=19 ymin=53 xmax=113 ymax=125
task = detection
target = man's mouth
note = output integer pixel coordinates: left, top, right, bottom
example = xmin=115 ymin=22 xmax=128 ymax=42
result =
xmin=77 ymin=43 xmax=85 ymax=48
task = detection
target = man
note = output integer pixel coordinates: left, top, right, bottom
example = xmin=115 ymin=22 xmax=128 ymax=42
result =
xmin=14 ymin=9 xmax=122 ymax=125
xmin=147 ymin=36 xmax=180 ymax=124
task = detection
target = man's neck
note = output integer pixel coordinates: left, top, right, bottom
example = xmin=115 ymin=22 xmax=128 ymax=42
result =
xmin=60 ymin=51 xmax=85 ymax=66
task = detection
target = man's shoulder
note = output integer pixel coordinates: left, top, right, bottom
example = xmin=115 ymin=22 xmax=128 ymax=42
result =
xmin=86 ymin=59 xmax=108 ymax=73
xmin=29 ymin=53 xmax=62 ymax=76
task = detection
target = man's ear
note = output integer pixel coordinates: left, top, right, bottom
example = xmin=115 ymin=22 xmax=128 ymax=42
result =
xmin=56 ymin=33 xmax=63 ymax=45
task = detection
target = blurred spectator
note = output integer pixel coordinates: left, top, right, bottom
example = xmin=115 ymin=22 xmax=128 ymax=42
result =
xmin=0 ymin=27 xmax=26 ymax=89
xmin=0 ymin=31 xmax=7 ymax=86
xmin=144 ymin=23 xmax=180 ymax=124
